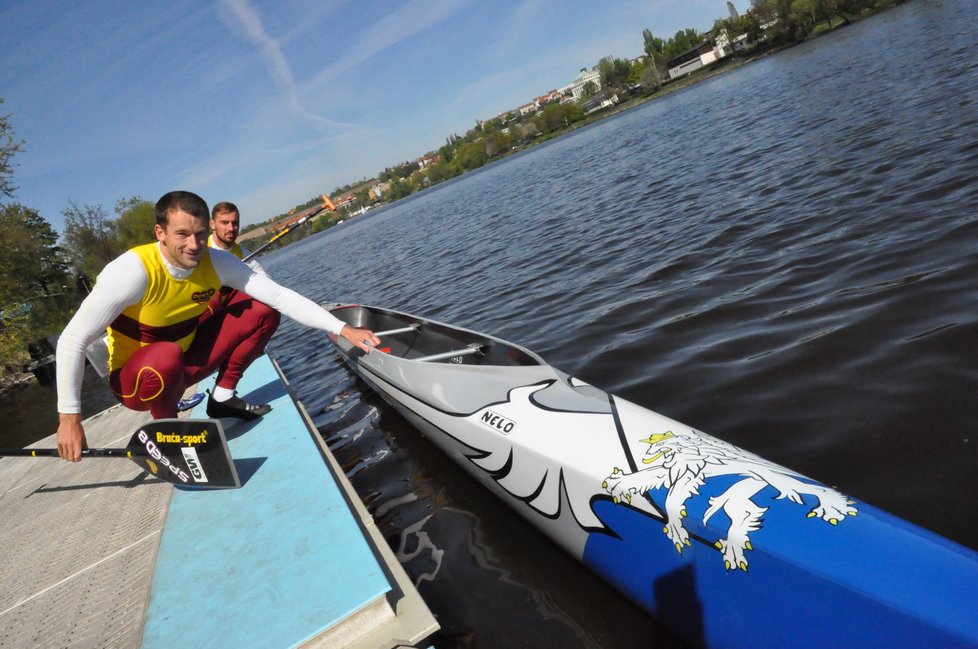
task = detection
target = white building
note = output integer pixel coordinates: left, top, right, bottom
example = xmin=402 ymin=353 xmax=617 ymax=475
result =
xmin=569 ymin=67 xmax=602 ymax=100
xmin=369 ymin=181 xmax=390 ymax=202
xmin=666 ymin=41 xmax=720 ymax=80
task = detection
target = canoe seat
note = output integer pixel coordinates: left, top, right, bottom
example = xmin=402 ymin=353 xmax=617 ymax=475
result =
xmin=413 ymin=343 xmax=485 ymax=363
xmin=373 ymin=324 xmax=420 ymax=337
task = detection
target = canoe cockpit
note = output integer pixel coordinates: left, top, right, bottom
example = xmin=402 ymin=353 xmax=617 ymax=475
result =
xmin=330 ymin=305 xmax=541 ymax=368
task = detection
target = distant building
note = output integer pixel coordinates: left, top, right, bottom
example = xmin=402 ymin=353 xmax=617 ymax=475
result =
xmin=272 ymin=214 xmax=306 ymax=232
xmin=570 ymin=67 xmax=602 ymax=100
xmin=535 ymin=89 xmax=563 ymax=106
xmin=666 ymin=40 xmax=719 ymax=80
xmin=714 ymin=29 xmax=747 ymax=57
xmin=581 ymin=92 xmax=620 ymax=114
xmin=713 ymin=14 xmax=779 ymax=59
xmin=334 ymin=194 xmax=356 ymax=209
xmin=369 ymin=181 xmax=390 ymax=202
xmin=418 ymin=152 xmax=440 ymax=168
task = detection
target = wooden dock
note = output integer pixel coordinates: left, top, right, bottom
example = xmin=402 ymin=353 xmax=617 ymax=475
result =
xmin=0 ymin=354 xmax=437 ymax=648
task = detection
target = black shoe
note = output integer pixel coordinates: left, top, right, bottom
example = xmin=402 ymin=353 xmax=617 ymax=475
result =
xmin=206 ymin=394 xmax=272 ymax=420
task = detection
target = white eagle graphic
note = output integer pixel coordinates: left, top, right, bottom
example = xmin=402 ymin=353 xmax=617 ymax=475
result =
xmin=602 ymin=429 xmax=859 ymax=571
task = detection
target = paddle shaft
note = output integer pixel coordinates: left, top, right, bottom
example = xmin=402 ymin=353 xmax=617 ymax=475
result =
xmin=1 ymin=448 xmax=129 ymax=457
xmin=0 ymin=419 xmax=241 ymax=488
xmin=243 ymin=195 xmax=336 ymax=262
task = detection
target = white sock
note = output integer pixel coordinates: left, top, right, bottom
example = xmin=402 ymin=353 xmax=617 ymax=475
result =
xmin=212 ymin=387 xmax=235 ymax=402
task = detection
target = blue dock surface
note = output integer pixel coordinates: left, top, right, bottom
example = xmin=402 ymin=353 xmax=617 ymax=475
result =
xmin=143 ymin=354 xmax=436 ymax=648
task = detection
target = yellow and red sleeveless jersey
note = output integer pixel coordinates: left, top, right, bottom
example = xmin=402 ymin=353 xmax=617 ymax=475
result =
xmin=106 ymin=243 xmax=221 ymax=371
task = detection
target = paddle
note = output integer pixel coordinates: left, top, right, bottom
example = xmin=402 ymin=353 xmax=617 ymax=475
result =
xmin=0 ymin=418 xmax=241 ymax=489
xmin=242 ymin=194 xmax=337 ymax=262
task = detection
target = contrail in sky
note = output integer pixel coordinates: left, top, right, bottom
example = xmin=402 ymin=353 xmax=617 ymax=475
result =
xmin=220 ymin=0 xmax=344 ymax=129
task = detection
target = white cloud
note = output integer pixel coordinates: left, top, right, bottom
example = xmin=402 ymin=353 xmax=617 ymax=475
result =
xmin=306 ymin=0 xmax=473 ymax=89
xmin=218 ymin=0 xmax=349 ymax=130
xmin=493 ymin=0 xmax=548 ymax=59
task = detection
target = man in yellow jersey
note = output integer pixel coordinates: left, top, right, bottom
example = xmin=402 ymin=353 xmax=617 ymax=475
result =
xmin=204 ymin=201 xmax=281 ymax=418
xmin=54 ymin=190 xmax=380 ymax=462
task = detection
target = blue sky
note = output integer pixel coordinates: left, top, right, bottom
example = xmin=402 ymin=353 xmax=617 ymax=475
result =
xmin=1 ymin=0 xmax=735 ymax=230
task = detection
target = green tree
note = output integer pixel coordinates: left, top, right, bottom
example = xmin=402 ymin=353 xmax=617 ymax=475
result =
xmin=439 ymin=143 xmax=455 ymax=164
xmin=0 ymin=99 xmax=24 ymax=201
xmin=827 ymin=0 xmax=867 ymax=24
xmin=426 ymin=160 xmax=456 ymax=184
xmin=662 ymin=28 xmax=703 ymax=61
xmin=599 ymin=57 xmax=633 ymax=90
xmin=643 ymin=29 xmax=665 ymax=60
xmin=581 ymin=80 xmax=598 ymax=99
xmin=740 ymin=12 xmax=764 ymax=45
xmin=0 ymin=107 xmax=74 ymax=370
xmin=455 ymin=140 xmax=488 ymax=170
xmin=712 ymin=17 xmax=735 ymax=50
xmin=533 ymin=103 xmax=582 ymax=133
xmin=627 ymin=59 xmax=645 ymax=85
xmin=484 ymin=130 xmax=510 ymax=157
xmin=642 ymin=30 xmax=665 ymax=89
xmin=385 ymin=177 xmax=414 ymax=201
xmin=0 ymin=204 xmax=69 ymax=299
xmin=309 ymin=209 xmax=339 ymax=235
xmin=515 ymin=121 xmax=540 ymax=143
xmin=0 ymin=203 xmax=71 ymax=368
xmin=380 ymin=161 xmax=418 ymax=182
xmin=752 ymin=0 xmax=806 ymax=42
xmin=61 ymin=201 xmax=122 ymax=282
xmin=639 ymin=61 xmax=662 ymax=90
xmin=114 ymin=196 xmax=156 ymax=249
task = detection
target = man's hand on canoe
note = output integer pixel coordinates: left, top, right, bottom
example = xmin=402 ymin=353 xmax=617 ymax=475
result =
xmin=340 ymin=325 xmax=381 ymax=353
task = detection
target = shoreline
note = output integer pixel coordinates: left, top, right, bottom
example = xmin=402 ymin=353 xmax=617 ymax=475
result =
xmin=286 ymin=27 xmax=837 ymax=240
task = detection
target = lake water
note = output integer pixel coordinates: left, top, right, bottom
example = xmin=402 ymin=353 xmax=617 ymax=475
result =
xmin=263 ymin=2 xmax=978 ymax=646
xmin=5 ymin=1 xmax=977 ymax=646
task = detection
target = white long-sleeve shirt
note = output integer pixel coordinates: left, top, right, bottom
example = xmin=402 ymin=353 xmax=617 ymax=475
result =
xmin=56 ymin=243 xmax=345 ymax=413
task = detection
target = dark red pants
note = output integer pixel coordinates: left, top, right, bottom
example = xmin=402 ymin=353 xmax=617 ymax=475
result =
xmin=108 ymin=290 xmax=280 ymax=418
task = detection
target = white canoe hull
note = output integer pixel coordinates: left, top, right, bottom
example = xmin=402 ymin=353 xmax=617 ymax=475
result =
xmin=328 ymin=305 xmax=978 ymax=648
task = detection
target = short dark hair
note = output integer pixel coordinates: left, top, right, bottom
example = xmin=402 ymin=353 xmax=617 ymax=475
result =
xmin=155 ymin=191 xmax=209 ymax=227
xmin=211 ymin=201 xmax=239 ymax=219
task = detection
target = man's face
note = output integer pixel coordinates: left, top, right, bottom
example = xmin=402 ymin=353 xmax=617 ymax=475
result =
xmin=210 ymin=209 xmax=240 ymax=248
xmin=156 ymin=209 xmax=208 ymax=269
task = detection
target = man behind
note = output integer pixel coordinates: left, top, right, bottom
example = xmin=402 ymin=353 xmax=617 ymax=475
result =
xmin=209 ymin=200 xmax=262 ymax=272
xmin=55 ymin=190 xmax=379 ymax=462
xmin=205 ymin=200 xmax=279 ymax=418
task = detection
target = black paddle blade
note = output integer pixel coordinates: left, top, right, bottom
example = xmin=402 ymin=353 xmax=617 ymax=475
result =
xmin=125 ymin=418 xmax=240 ymax=489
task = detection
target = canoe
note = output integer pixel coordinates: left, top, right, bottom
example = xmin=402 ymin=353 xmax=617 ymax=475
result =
xmin=327 ymin=304 xmax=978 ymax=648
